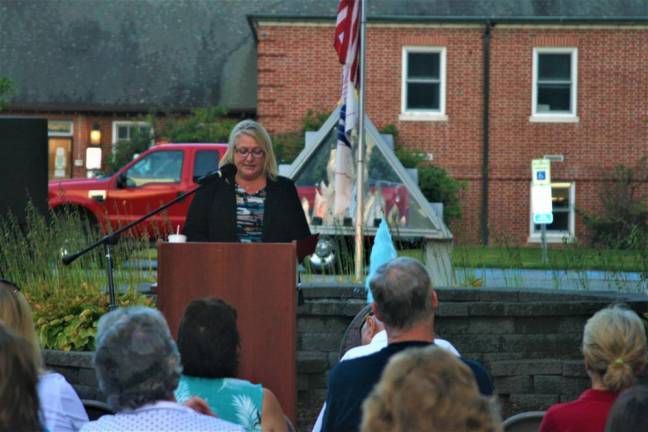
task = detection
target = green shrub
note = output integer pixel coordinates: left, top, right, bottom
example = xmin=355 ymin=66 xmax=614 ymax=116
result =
xmin=274 ymin=109 xmax=329 ymax=164
xmin=380 ymin=125 xmax=466 ymax=224
xmin=160 ymin=106 xmax=237 ymax=143
xmin=104 ymin=116 xmax=155 ymax=174
xmin=580 ymin=156 xmax=648 ymax=249
xmin=0 ymin=203 xmax=154 ymax=351
xmin=0 ymin=77 xmax=14 ymax=110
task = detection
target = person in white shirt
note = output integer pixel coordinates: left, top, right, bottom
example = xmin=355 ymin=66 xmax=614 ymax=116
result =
xmin=311 ymin=310 xmax=461 ymax=431
xmin=0 ymin=279 xmax=88 ymax=432
xmin=80 ymin=306 xmax=243 ymax=432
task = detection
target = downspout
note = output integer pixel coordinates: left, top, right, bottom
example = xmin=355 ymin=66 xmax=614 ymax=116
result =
xmin=480 ymin=21 xmax=493 ymax=245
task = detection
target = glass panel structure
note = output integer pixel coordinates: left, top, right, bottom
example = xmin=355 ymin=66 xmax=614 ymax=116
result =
xmin=292 ymin=125 xmax=439 ymax=235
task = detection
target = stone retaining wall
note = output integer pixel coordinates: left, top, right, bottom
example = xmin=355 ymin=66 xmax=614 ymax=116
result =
xmin=45 ymin=286 xmax=648 ymax=431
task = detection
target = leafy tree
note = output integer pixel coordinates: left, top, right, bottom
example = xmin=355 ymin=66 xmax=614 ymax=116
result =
xmin=580 ymin=156 xmax=648 ymax=249
xmin=104 ymin=118 xmax=154 ymax=174
xmin=273 ymin=110 xmax=329 ymax=163
xmin=379 ymin=125 xmax=466 ymax=223
xmin=160 ymin=106 xmax=237 ymax=143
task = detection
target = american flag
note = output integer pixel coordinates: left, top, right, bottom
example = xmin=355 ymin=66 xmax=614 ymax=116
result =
xmin=334 ymin=0 xmax=360 ymax=216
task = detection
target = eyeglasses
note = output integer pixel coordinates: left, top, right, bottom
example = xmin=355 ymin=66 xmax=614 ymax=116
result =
xmin=234 ymin=147 xmax=265 ymax=158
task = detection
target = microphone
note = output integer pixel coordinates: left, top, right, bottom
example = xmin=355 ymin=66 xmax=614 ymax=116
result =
xmin=196 ymin=164 xmax=238 ymax=184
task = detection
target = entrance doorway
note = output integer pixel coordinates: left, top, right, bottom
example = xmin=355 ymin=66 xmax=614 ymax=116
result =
xmin=48 ymin=137 xmax=72 ymax=179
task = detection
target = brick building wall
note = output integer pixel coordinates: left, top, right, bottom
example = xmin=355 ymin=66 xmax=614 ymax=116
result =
xmin=254 ymin=21 xmax=648 ymax=245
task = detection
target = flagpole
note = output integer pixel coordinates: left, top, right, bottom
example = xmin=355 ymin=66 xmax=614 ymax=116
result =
xmin=354 ymin=0 xmax=367 ymax=281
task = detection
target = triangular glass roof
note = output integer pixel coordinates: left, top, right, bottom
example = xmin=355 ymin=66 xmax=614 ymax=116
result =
xmin=286 ymin=108 xmax=452 ymax=240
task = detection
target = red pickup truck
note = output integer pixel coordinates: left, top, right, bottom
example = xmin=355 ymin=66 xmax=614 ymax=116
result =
xmin=48 ymin=143 xmax=228 ymax=236
xmin=49 ymin=143 xmax=411 ymax=271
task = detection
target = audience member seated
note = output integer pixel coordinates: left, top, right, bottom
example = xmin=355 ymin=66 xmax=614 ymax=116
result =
xmin=0 ymin=279 xmax=89 ymax=432
xmin=0 ymin=323 xmax=44 ymax=431
xmin=174 ymin=298 xmax=288 ymax=432
xmin=361 ymin=345 xmax=501 ymax=432
xmin=320 ymin=257 xmax=494 ymax=432
xmin=312 ymin=296 xmax=461 ymax=431
xmin=604 ymin=385 xmax=648 ymax=431
xmin=80 ymin=306 xmax=243 ymax=432
xmin=539 ymin=304 xmax=647 ymax=432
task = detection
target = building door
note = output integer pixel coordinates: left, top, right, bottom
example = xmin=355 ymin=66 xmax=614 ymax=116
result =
xmin=48 ymin=138 xmax=72 ymax=179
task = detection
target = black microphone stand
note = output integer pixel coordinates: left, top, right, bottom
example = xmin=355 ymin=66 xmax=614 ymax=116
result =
xmin=62 ymin=179 xmax=211 ymax=311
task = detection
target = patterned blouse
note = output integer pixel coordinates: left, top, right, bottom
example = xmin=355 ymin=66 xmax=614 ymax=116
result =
xmin=235 ymin=184 xmax=266 ymax=243
xmin=175 ymin=376 xmax=263 ymax=432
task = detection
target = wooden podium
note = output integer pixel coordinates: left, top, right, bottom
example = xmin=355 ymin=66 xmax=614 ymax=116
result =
xmin=157 ymin=242 xmax=297 ymax=421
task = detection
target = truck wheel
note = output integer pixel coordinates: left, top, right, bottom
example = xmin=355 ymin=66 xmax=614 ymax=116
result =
xmin=307 ymin=236 xmax=338 ymax=274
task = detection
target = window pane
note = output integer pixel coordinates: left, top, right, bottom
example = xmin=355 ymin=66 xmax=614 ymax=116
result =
xmin=127 ymin=151 xmax=183 ymax=186
xmin=408 ymin=52 xmax=439 ymax=79
xmin=538 ymin=54 xmax=571 ymax=80
xmin=535 ymin=211 xmax=568 ymax=232
xmin=193 ymin=150 xmax=220 ymax=178
xmin=407 ymin=83 xmax=440 ymax=110
xmin=117 ymin=126 xmax=129 ymax=140
xmin=537 ymin=84 xmax=571 ymax=112
xmin=552 ymin=187 xmax=569 ymax=210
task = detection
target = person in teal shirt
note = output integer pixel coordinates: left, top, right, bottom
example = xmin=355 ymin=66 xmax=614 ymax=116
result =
xmin=174 ymin=298 xmax=288 ymax=432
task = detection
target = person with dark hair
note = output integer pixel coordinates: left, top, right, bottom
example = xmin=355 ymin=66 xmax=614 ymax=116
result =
xmin=0 ymin=323 xmax=43 ymax=431
xmin=175 ymin=298 xmax=288 ymax=432
xmin=539 ymin=305 xmax=647 ymax=432
xmin=320 ymin=257 xmax=494 ymax=432
xmin=605 ymin=385 xmax=648 ymax=431
xmin=81 ymin=306 xmax=243 ymax=431
xmin=0 ymin=279 xmax=88 ymax=432
xmin=184 ymin=119 xmax=310 ymax=244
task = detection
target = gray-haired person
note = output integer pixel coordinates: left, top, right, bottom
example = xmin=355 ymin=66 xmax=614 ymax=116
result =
xmin=80 ymin=306 xmax=243 ymax=432
xmin=184 ymin=119 xmax=310 ymax=244
xmin=321 ymin=257 xmax=495 ymax=432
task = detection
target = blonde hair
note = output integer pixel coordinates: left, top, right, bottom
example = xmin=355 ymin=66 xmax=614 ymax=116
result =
xmin=361 ymin=346 xmax=501 ymax=432
xmin=220 ymin=119 xmax=278 ymax=180
xmin=583 ymin=305 xmax=648 ymax=392
xmin=0 ymin=281 xmax=42 ymax=371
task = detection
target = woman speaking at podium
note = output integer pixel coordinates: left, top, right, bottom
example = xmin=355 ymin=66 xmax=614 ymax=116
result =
xmin=184 ymin=119 xmax=311 ymax=244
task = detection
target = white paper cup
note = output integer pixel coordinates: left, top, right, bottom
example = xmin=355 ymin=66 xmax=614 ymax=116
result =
xmin=168 ymin=234 xmax=187 ymax=243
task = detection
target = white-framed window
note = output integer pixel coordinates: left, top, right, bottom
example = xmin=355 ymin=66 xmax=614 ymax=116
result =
xmin=528 ymin=181 xmax=576 ymax=243
xmin=531 ymin=48 xmax=578 ymax=122
xmin=400 ymin=46 xmax=447 ymax=121
xmin=48 ymin=120 xmax=73 ymax=136
xmin=112 ymin=121 xmax=153 ymax=150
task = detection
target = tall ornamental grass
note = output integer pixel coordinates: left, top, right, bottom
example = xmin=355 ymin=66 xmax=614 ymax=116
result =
xmin=0 ymin=204 xmax=154 ymax=351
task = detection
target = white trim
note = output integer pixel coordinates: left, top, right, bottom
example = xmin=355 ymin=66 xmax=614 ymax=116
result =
xmin=48 ymin=120 xmax=74 ymax=137
xmin=531 ymin=47 xmax=578 ymax=118
xmin=529 ymin=115 xmax=580 ymax=123
xmin=528 ymin=181 xmax=576 ymax=242
xmin=399 ymin=112 xmax=448 ymax=122
xmin=111 ymin=121 xmax=152 ymax=151
xmin=401 ymin=46 xmax=446 ymax=116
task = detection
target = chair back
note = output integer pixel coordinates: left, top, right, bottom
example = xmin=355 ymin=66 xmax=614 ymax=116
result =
xmin=81 ymin=399 xmax=114 ymax=421
xmin=502 ymin=411 xmax=545 ymax=432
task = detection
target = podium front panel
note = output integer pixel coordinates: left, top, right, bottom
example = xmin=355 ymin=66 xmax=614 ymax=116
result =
xmin=157 ymin=242 xmax=297 ymax=421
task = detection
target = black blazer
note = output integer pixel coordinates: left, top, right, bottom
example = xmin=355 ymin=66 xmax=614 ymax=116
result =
xmin=184 ymin=174 xmax=311 ymax=243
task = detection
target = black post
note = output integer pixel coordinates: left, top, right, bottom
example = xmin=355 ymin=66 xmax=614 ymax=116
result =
xmin=480 ymin=21 xmax=493 ymax=246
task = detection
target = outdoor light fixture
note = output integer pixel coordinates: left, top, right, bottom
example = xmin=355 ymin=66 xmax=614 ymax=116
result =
xmin=90 ymin=123 xmax=102 ymax=145
xmin=86 ymin=123 xmax=103 ymax=174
